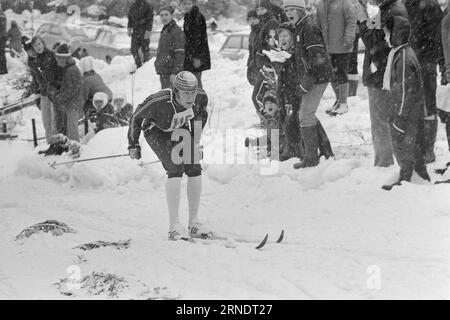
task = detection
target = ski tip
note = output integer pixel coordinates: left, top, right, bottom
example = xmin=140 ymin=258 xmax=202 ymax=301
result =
xmin=277 ymin=230 xmax=285 ymax=243
xmin=255 ymin=234 xmax=269 ymax=250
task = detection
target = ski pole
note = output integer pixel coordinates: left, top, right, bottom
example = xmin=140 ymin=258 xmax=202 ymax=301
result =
xmin=49 ymin=154 xmax=129 ymax=169
xmin=137 ymin=160 xmax=161 ymax=167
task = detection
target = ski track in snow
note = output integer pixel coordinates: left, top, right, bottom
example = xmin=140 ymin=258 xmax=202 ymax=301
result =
xmin=1 ymin=40 xmax=450 ymax=299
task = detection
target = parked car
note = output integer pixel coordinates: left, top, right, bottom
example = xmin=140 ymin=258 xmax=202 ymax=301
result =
xmin=76 ymin=27 xmax=131 ymax=61
xmin=218 ymin=34 xmax=249 ymax=61
xmin=35 ymin=23 xmax=89 ymax=53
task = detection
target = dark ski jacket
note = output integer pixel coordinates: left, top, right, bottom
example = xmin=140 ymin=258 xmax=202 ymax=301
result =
xmin=293 ymin=14 xmax=333 ymax=94
xmin=404 ymin=0 xmax=444 ymax=66
xmin=81 ymin=70 xmax=113 ymax=108
xmin=128 ymin=88 xmax=208 ymax=148
xmin=127 ymin=0 xmax=154 ymax=34
xmin=386 ymin=17 xmax=426 ymax=124
xmin=155 ymin=20 xmax=186 ymax=76
xmin=55 ymin=58 xmax=83 ymax=113
xmin=255 ymin=12 xmax=279 ymax=69
xmin=36 ymin=48 xmax=60 ymax=96
xmin=247 ymin=22 xmax=262 ymax=84
xmin=358 ymin=0 xmax=408 ymax=87
xmin=183 ymin=5 xmax=211 ymax=73
xmin=27 ymin=56 xmax=43 ymax=95
xmin=277 ymin=47 xmax=299 ymax=111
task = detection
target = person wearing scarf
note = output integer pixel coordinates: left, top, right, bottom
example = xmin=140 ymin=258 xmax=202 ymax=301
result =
xmin=381 ymin=16 xmax=430 ymax=191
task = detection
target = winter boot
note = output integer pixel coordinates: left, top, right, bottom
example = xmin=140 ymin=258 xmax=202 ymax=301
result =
xmin=435 ymin=162 xmax=450 ymax=175
xmin=414 ymin=164 xmax=431 ymax=182
xmin=382 ymin=162 xmax=414 ymax=191
xmin=189 ymin=223 xmax=214 ymax=239
xmin=423 ymin=118 xmax=438 ymax=164
xmin=316 ymin=120 xmax=334 ymax=159
xmin=168 ymin=224 xmax=192 ymax=241
xmin=293 ymin=126 xmax=320 ymax=169
xmin=325 ymin=100 xmax=339 ymax=114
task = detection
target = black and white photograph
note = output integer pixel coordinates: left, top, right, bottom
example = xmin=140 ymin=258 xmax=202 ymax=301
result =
xmin=1 ymin=0 xmax=450 ymax=302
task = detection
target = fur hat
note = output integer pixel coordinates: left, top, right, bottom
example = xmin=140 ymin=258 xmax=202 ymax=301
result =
xmin=55 ymin=43 xmax=71 ymax=58
xmin=283 ymin=0 xmax=306 ymax=10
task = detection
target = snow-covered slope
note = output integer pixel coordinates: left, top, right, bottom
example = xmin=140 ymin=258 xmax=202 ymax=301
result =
xmin=1 ymin=52 xmax=450 ymax=299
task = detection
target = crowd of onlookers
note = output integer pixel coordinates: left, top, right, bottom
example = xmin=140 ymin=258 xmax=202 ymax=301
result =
xmin=244 ymin=0 xmax=450 ymax=189
xmin=2 ymin=0 xmax=450 ymax=188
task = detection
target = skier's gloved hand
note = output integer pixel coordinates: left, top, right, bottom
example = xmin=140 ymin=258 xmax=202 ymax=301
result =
xmin=391 ymin=116 xmax=408 ymax=136
xmin=128 ymin=145 xmax=142 ymax=160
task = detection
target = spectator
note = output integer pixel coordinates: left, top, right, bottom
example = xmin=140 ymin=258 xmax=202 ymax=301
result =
xmin=128 ymin=0 xmax=154 ymax=69
xmin=317 ymin=0 xmax=357 ymax=116
xmin=23 ymin=37 xmax=42 ymax=106
xmin=7 ymin=20 xmax=22 ymax=58
xmin=182 ymin=0 xmax=211 ymax=89
xmin=31 ymin=36 xmax=60 ymax=142
xmin=355 ymin=0 xmax=408 ymax=167
xmin=440 ymin=0 xmax=450 ymax=155
xmin=79 ymin=56 xmax=113 ymax=117
xmin=247 ymin=10 xmax=261 ymax=87
xmin=252 ymin=0 xmax=279 ymax=120
xmin=53 ymin=44 xmax=83 ymax=142
xmin=0 ymin=4 xmax=7 ymax=75
xmin=381 ymin=16 xmax=430 ymax=190
xmin=269 ymin=0 xmax=288 ymax=23
xmin=404 ymin=0 xmax=445 ymax=164
xmin=155 ymin=6 xmax=185 ymax=89
xmin=283 ymin=0 xmax=334 ymax=169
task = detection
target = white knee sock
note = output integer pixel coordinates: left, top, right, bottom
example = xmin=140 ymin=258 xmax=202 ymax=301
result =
xmin=187 ymin=176 xmax=202 ymax=226
xmin=166 ymin=177 xmax=182 ymax=230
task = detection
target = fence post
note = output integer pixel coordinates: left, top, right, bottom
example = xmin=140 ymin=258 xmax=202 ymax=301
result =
xmin=32 ymin=119 xmax=38 ymax=147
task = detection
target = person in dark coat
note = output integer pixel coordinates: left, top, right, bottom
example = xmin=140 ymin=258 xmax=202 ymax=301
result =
xmin=404 ymin=0 xmax=445 ymax=164
xmin=79 ymin=56 xmax=113 ymax=118
xmin=355 ymin=0 xmax=408 ymax=167
xmin=252 ymin=0 xmax=279 ymax=120
xmin=283 ymin=0 xmax=334 ymax=169
xmin=269 ymin=0 xmax=288 ymax=23
xmin=23 ymin=37 xmax=42 ymax=107
xmin=155 ymin=6 xmax=186 ymax=89
xmin=0 ymin=5 xmax=7 ymax=75
xmin=182 ymin=0 xmax=211 ymax=89
xmin=276 ymin=22 xmax=334 ymax=162
xmin=31 ymin=36 xmax=60 ymax=142
xmin=53 ymin=44 xmax=83 ymax=142
xmin=127 ymin=0 xmax=154 ymax=68
xmin=247 ymin=10 xmax=261 ymax=87
xmin=7 ymin=20 xmax=22 ymax=57
xmin=381 ymin=16 xmax=430 ymax=190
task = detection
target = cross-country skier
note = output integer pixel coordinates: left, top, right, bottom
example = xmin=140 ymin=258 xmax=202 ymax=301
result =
xmin=127 ymin=71 xmax=209 ymax=241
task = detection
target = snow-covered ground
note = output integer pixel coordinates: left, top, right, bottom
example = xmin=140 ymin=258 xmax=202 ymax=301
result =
xmin=2 ymin=40 xmax=450 ymax=299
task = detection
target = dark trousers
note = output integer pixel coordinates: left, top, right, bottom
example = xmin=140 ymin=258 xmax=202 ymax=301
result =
xmin=391 ymin=118 xmax=426 ymax=181
xmin=194 ymin=72 xmax=203 ymax=89
xmin=420 ymin=61 xmax=437 ymax=116
xmin=131 ymin=32 xmax=150 ymax=68
xmin=0 ymin=37 xmax=7 ymax=75
xmin=368 ymin=87 xmax=394 ymax=167
xmin=330 ymin=53 xmax=351 ymax=84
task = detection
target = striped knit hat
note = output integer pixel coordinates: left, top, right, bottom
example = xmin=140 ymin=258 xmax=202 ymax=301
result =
xmin=173 ymin=71 xmax=198 ymax=92
xmin=55 ymin=43 xmax=71 ymax=58
xmin=283 ymin=0 xmax=306 ymax=10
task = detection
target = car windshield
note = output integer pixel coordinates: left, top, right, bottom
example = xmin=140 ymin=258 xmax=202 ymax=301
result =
xmin=223 ymin=36 xmax=242 ymax=49
xmin=66 ymin=28 xmax=87 ymax=37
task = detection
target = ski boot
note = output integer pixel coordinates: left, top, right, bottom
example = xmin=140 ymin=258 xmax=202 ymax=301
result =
xmin=325 ymin=101 xmax=338 ymax=115
xmin=168 ymin=224 xmax=192 ymax=242
xmin=188 ymin=223 xmax=214 ymax=239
